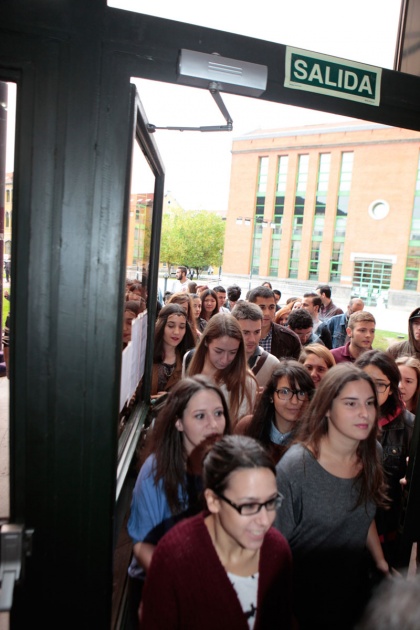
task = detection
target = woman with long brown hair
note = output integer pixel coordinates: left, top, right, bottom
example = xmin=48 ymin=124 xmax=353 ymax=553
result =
xmin=151 ymin=303 xmax=196 ymax=398
xmin=185 ymin=313 xmax=258 ymax=424
xmin=275 ymin=363 xmax=389 ymax=629
xmin=127 ymin=376 xmax=230 ymax=615
xmin=235 ymin=360 xmax=314 ymax=463
xmin=198 ymin=288 xmax=219 ymax=332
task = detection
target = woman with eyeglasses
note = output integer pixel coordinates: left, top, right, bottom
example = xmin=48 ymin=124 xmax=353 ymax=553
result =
xmin=275 ymin=363 xmax=389 ymax=630
xmin=140 ymin=435 xmax=293 ymax=629
xmin=235 ymin=360 xmax=314 ymax=464
xmin=355 ymin=349 xmax=414 ymax=567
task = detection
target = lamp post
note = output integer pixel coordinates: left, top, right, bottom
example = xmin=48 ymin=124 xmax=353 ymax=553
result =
xmin=218 ymin=249 xmax=223 ymax=282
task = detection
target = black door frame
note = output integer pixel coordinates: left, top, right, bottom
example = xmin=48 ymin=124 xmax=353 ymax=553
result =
xmin=1 ymin=1 xmax=420 ymax=625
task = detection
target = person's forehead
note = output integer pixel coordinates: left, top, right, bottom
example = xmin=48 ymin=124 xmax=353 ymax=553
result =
xmin=295 ymin=327 xmax=312 ymax=334
xmin=354 ymin=321 xmax=375 ymax=329
xmin=239 ymin=319 xmax=262 ymax=331
xmin=255 ymin=297 xmax=276 ymax=306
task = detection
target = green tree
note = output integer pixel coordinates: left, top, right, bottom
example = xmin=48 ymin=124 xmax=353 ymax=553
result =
xmin=160 ymin=209 xmax=225 ymax=277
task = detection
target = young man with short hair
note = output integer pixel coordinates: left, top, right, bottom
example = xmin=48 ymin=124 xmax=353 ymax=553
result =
xmin=287 ymin=309 xmax=324 ymax=347
xmin=247 ymin=286 xmax=301 ymax=360
xmin=316 ymin=284 xmax=344 ymax=321
xmin=331 ymin=311 xmax=376 ymax=363
xmin=213 ymin=285 xmax=230 ymax=313
xmin=301 ymin=292 xmax=332 ymax=348
xmin=273 ymin=289 xmax=282 ymax=311
xmin=170 ymin=265 xmax=189 ymax=293
xmin=326 ymin=297 xmax=365 ymax=349
xmin=226 ymin=284 xmax=242 ymax=311
xmin=231 ymin=301 xmax=280 ymax=390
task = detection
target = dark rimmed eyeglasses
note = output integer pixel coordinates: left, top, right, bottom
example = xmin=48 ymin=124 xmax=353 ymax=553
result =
xmin=373 ymin=381 xmax=391 ymax=394
xmin=275 ymin=387 xmax=308 ymax=401
xmin=216 ymin=492 xmax=284 ymax=516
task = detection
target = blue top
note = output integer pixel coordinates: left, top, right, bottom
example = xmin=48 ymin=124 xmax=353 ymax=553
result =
xmin=127 ymin=454 xmax=197 ymax=578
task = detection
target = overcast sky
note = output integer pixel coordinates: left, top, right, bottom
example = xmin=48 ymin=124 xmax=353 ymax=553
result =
xmin=6 ymin=1 xmax=403 ymax=211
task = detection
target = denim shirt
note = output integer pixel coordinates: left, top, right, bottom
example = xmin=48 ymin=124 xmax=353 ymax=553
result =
xmin=326 ymin=313 xmax=348 ymax=349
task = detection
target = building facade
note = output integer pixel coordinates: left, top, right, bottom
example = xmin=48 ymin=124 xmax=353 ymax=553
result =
xmin=223 ymin=121 xmax=420 ymax=307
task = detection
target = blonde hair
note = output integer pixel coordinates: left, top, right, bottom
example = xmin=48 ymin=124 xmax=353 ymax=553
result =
xmin=299 ymin=343 xmax=336 ymax=370
xmin=395 ymin=355 xmax=420 ymax=413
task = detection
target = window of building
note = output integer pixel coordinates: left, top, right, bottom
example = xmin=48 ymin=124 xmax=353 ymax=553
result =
xmin=288 ymin=240 xmax=301 ymax=279
xmin=313 ymin=215 xmax=325 ymax=238
xmin=6 ymin=189 xmax=11 ymax=203
xmin=5 ymin=211 xmax=9 ymax=228
xmin=309 ymin=242 xmax=321 ymax=280
xmin=332 ymin=152 xmax=353 ymax=242
xmin=329 ymin=242 xmax=344 ymax=282
xmin=269 ymin=238 xmax=280 ymax=276
xmin=276 ymin=155 xmax=288 ymax=194
xmin=258 ymin=156 xmax=269 ymax=195
xmin=404 ymin=246 xmax=420 ymax=290
xmin=251 ymin=224 xmax=264 ymax=275
xmin=404 ymin=154 xmax=420 ymax=289
xmin=296 ymin=154 xmax=309 ymax=194
xmin=353 ymin=260 xmax=392 ymax=305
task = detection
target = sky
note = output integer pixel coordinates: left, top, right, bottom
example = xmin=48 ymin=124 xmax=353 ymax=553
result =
xmin=6 ymin=1 xmax=403 ymax=211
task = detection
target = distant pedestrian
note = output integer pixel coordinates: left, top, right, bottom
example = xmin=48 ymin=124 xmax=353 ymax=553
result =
xmin=4 ymin=257 xmax=11 ymax=283
xmin=316 ymin=284 xmax=343 ymax=321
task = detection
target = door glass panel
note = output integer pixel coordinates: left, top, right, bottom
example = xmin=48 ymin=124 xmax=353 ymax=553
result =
xmin=1 ymin=81 xmax=16 ymax=525
xmin=117 ymin=87 xmax=165 ymax=491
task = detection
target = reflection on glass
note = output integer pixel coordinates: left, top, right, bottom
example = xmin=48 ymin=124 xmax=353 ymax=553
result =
xmin=1 ymin=80 xmax=16 ymax=522
xmin=118 ymin=136 xmax=155 ymax=436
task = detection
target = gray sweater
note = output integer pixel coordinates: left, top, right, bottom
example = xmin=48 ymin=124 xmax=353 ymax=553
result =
xmin=275 ymin=443 xmax=376 ymax=629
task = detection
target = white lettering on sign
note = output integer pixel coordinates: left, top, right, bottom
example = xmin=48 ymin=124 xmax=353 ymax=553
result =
xmin=284 ymin=47 xmax=381 ymax=106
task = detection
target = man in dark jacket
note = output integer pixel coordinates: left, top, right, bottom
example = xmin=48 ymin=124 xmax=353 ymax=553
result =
xmin=388 ymin=307 xmax=420 ymax=361
xmin=248 ymin=286 xmax=301 ymax=360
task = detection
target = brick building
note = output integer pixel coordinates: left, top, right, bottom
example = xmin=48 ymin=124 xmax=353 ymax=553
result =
xmin=223 ymin=121 xmax=420 ymax=307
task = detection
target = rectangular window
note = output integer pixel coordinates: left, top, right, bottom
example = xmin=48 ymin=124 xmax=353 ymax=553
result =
xmin=288 ymin=240 xmax=301 ymax=279
xmin=313 ymin=215 xmax=325 ymax=238
xmin=309 ymin=242 xmax=321 ymax=280
xmin=276 ymin=155 xmax=289 ymax=194
xmin=258 ymin=156 xmax=269 ymax=194
xmin=404 ymin=246 xmax=420 ymax=290
xmin=269 ymin=238 xmax=280 ymax=276
xmin=329 ymin=242 xmax=344 ymax=282
xmin=405 ymin=153 xmax=420 ymax=289
xmin=296 ymin=154 xmax=309 ymax=194
xmin=317 ymin=153 xmax=331 ymax=193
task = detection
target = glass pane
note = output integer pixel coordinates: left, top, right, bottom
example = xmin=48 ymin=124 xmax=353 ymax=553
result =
xmin=1 ymin=81 xmax=16 ymax=527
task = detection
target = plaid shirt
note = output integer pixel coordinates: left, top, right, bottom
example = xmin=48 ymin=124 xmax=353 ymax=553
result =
xmin=259 ymin=327 xmax=273 ymax=353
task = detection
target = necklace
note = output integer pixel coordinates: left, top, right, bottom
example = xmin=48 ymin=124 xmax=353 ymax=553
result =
xmin=162 ymin=361 xmax=176 ymax=377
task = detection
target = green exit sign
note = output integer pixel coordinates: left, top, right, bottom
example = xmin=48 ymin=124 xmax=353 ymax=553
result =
xmin=285 ymin=47 xmax=382 ymax=106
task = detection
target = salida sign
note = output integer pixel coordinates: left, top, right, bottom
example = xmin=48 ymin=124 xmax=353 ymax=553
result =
xmin=284 ymin=47 xmax=382 ymax=106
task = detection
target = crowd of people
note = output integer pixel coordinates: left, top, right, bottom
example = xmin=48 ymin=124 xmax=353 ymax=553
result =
xmin=122 ymin=272 xmax=420 ymax=629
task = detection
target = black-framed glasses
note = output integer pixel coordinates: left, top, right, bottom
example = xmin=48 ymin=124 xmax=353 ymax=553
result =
xmin=275 ymin=387 xmax=308 ymax=401
xmin=216 ymin=492 xmax=284 ymax=516
xmin=374 ymin=381 xmax=391 ymax=394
